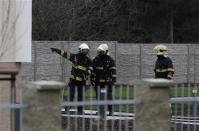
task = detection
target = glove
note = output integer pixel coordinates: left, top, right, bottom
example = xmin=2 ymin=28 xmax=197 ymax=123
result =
xmin=167 ymin=75 xmax=172 ymax=80
xmin=167 ymin=72 xmax=173 ymax=80
xmin=109 ymin=81 xmax=116 ymax=86
xmin=91 ymin=81 xmax=95 ymax=87
xmin=50 ymin=48 xmax=60 ymax=53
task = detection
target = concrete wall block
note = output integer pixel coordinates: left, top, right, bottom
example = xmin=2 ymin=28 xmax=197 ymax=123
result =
xmin=36 ymin=75 xmax=62 ymax=81
xmin=21 ymin=63 xmax=34 ymax=76
xmin=21 ymin=42 xmax=199 ymax=84
xmin=67 ymin=41 xmax=82 ymax=52
xmin=22 ymin=75 xmax=34 ymax=82
xmin=171 ymin=55 xmax=188 ymax=65
xmin=173 ymin=64 xmax=187 ymax=74
xmin=142 ymin=44 xmax=156 ymax=54
xmin=31 ymin=43 xmax=35 ymax=64
xmin=174 ymin=76 xmax=189 ymax=83
xmin=141 ymin=55 xmax=156 ymax=65
xmin=141 ymin=65 xmax=154 ymax=74
xmin=36 ymin=64 xmax=62 ymax=76
xmin=117 ymin=54 xmax=140 ymax=66
xmin=118 ymin=76 xmax=139 ymax=84
xmin=36 ymin=42 xmax=63 ymax=64
xmin=194 ymin=54 xmax=199 ymax=63
xmin=167 ymin=44 xmax=188 ymax=55
xmin=37 ymin=53 xmax=62 ymax=65
xmin=117 ymin=44 xmax=140 ymax=54
xmin=117 ymin=66 xmax=140 ymax=77
xmin=21 ymin=63 xmax=35 ymax=81
xmin=189 ymin=44 xmax=199 ymax=54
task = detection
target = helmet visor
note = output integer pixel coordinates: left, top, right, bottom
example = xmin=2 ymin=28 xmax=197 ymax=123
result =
xmin=156 ymin=49 xmax=167 ymax=55
xmin=81 ymin=49 xmax=89 ymax=55
xmin=97 ymin=49 xmax=106 ymax=55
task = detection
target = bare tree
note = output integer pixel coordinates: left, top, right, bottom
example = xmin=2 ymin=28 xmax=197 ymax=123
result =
xmin=32 ymin=0 xmax=199 ymax=43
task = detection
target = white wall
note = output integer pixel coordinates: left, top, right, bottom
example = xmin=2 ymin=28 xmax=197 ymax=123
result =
xmin=0 ymin=0 xmax=32 ymax=62
xmin=16 ymin=0 xmax=32 ymax=62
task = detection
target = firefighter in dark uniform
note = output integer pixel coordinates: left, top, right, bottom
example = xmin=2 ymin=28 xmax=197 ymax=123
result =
xmin=51 ymin=43 xmax=93 ymax=114
xmin=154 ymin=44 xmax=174 ymax=79
xmin=91 ymin=43 xmax=116 ymax=115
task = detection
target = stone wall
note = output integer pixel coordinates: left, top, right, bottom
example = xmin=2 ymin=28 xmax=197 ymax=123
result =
xmin=21 ymin=41 xmax=199 ymax=84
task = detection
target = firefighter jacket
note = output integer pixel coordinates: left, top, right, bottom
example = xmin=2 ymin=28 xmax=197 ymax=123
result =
xmin=92 ymin=54 xmax=116 ymax=84
xmin=154 ymin=55 xmax=174 ymax=79
xmin=55 ymin=49 xmax=93 ymax=82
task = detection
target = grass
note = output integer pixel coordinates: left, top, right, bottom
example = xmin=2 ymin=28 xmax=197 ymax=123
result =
xmin=63 ymin=85 xmax=134 ymax=101
xmin=62 ymin=84 xmax=199 ymax=113
xmin=170 ymin=84 xmax=199 ymax=116
xmin=63 ymin=85 xmax=134 ymax=112
xmin=170 ymin=85 xmax=199 ymax=97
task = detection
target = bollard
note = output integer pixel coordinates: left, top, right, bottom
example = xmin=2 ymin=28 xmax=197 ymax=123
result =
xmin=22 ymin=81 xmax=65 ymax=131
xmin=99 ymin=88 xmax=107 ymax=118
xmin=132 ymin=78 xmax=174 ymax=131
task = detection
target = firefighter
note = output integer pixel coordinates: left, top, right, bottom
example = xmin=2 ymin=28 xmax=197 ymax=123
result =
xmin=51 ymin=43 xmax=93 ymax=114
xmin=153 ymin=44 xmax=174 ymax=79
xmin=91 ymin=43 xmax=116 ymax=115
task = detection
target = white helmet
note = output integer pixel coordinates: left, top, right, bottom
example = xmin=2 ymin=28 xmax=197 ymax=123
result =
xmin=153 ymin=44 xmax=168 ymax=56
xmin=79 ymin=43 xmax=89 ymax=50
xmin=79 ymin=43 xmax=89 ymax=55
xmin=97 ymin=44 xmax=109 ymax=54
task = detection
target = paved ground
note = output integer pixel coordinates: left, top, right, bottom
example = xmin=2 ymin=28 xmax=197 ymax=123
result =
xmin=61 ymin=108 xmax=134 ymax=120
xmin=61 ymin=108 xmax=199 ymax=124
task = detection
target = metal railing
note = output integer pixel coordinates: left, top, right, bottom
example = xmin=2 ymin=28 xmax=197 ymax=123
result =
xmin=0 ymin=82 xmax=198 ymax=131
xmin=0 ymin=104 xmax=28 ymax=131
xmin=60 ymin=83 xmax=199 ymax=131
xmin=61 ymin=84 xmax=136 ymax=131
xmin=170 ymin=83 xmax=199 ymax=131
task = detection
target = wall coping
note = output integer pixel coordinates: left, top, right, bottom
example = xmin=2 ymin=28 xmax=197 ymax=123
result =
xmin=130 ymin=78 xmax=174 ymax=88
xmin=28 ymin=81 xmax=65 ymax=91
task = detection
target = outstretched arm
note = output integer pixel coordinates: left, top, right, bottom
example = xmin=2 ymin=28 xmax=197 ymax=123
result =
xmin=51 ymin=48 xmax=61 ymax=54
xmin=50 ymin=48 xmax=70 ymax=59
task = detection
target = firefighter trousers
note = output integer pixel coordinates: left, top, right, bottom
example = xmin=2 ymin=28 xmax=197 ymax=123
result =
xmin=94 ymin=82 xmax=113 ymax=114
xmin=65 ymin=79 xmax=85 ymax=114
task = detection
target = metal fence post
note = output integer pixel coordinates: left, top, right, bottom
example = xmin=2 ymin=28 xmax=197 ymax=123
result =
xmin=22 ymin=81 xmax=65 ymax=131
xmin=14 ymin=108 xmax=20 ymax=131
xmin=99 ymin=88 xmax=107 ymax=118
xmin=133 ymin=78 xmax=174 ymax=131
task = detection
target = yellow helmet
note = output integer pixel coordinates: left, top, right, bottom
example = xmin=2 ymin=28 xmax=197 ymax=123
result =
xmin=97 ymin=43 xmax=109 ymax=54
xmin=153 ymin=44 xmax=168 ymax=56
